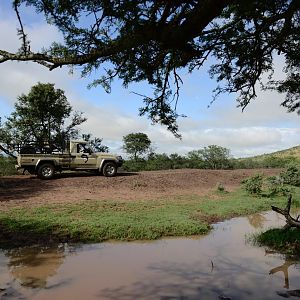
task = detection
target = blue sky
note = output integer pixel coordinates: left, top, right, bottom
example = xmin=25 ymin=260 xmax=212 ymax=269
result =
xmin=0 ymin=2 xmax=299 ymax=157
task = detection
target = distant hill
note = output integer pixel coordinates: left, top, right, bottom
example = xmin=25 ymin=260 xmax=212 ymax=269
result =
xmin=251 ymin=146 xmax=300 ymax=160
xmin=237 ymin=146 xmax=300 ymax=168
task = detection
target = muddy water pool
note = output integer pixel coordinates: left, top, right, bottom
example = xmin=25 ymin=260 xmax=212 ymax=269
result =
xmin=0 ymin=210 xmax=299 ymax=300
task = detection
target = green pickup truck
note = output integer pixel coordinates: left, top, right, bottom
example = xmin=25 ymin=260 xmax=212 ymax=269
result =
xmin=16 ymin=140 xmax=123 ymax=179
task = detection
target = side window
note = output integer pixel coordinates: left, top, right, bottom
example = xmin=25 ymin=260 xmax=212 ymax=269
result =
xmin=77 ymin=144 xmax=84 ymax=153
xmin=77 ymin=144 xmax=90 ymax=154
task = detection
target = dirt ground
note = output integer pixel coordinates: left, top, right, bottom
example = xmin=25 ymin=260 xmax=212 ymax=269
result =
xmin=0 ymin=169 xmax=281 ymax=209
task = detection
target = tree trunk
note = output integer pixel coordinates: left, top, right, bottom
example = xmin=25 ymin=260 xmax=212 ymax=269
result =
xmin=271 ymin=194 xmax=300 ymax=230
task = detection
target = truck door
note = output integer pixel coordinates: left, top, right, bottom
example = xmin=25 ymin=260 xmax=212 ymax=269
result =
xmin=71 ymin=143 xmax=97 ymax=169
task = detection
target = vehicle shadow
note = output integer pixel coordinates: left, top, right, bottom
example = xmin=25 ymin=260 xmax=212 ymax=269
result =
xmin=0 ymin=171 xmax=138 ymax=202
xmin=55 ymin=171 xmax=138 ymax=179
xmin=0 ymin=176 xmax=51 ymax=203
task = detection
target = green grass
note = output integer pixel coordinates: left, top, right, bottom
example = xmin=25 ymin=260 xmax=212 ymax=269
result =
xmin=245 ymin=145 xmax=300 ymax=161
xmin=236 ymin=145 xmax=300 ymax=168
xmin=254 ymin=228 xmax=300 ymax=257
xmin=1 ymin=188 xmax=299 ymax=247
xmin=0 ymin=156 xmax=17 ymax=176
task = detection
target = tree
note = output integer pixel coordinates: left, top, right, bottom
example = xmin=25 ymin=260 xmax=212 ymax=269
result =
xmin=0 ymin=1 xmax=299 ymax=136
xmin=186 ymin=150 xmax=206 ymax=169
xmin=272 ymin=194 xmax=300 ymax=230
xmin=123 ymin=133 xmax=151 ymax=161
xmin=169 ymin=153 xmax=188 ymax=169
xmin=198 ymin=145 xmax=231 ymax=169
xmin=0 ymin=83 xmax=86 ymax=154
xmin=82 ymin=133 xmax=109 ymax=153
xmin=0 ymin=117 xmax=16 ymax=158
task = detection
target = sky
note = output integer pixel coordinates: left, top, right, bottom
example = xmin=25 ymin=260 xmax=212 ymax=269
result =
xmin=0 ymin=2 xmax=299 ymax=158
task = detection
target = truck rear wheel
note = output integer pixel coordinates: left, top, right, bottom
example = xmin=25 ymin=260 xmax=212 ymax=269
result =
xmin=37 ymin=163 xmax=55 ymax=179
xmin=102 ymin=162 xmax=117 ymax=177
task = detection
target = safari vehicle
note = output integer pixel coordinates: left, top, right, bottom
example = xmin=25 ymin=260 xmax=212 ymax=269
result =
xmin=15 ymin=140 xmax=123 ymax=179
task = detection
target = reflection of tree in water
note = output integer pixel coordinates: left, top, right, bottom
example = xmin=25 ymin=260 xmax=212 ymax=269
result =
xmin=268 ymin=259 xmax=300 ymax=298
xmin=5 ymin=245 xmax=66 ymax=288
xmin=98 ymin=246 xmax=300 ymax=300
xmin=270 ymin=260 xmax=295 ymax=289
xmin=247 ymin=213 xmax=267 ymax=229
xmin=98 ymin=256 xmax=275 ymax=300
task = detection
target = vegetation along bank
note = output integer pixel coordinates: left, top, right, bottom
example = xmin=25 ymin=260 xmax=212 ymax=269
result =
xmin=0 ymin=168 xmax=299 ymax=250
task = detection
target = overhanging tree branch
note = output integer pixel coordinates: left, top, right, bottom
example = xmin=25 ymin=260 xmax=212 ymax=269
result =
xmin=271 ymin=194 xmax=300 ymax=230
xmin=1 ymin=0 xmax=300 ymax=136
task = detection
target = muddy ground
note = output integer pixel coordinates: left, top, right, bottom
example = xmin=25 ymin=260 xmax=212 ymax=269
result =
xmin=0 ymin=169 xmax=281 ymax=209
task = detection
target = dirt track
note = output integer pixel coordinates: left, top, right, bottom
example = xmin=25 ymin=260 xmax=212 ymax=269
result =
xmin=0 ymin=169 xmax=281 ymax=209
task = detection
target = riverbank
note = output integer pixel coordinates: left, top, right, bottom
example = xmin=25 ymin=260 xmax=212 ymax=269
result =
xmin=1 ymin=210 xmax=298 ymax=300
xmin=254 ymin=227 xmax=300 ymax=257
xmin=1 ymin=187 xmax=299 ymax=248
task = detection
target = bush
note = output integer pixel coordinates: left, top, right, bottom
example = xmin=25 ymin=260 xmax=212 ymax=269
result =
xmin=122 ymin=160 xmax=147 ymax=172
xmin=145 ymin=153 xmax=173 ymax=170
xmin=243 ymin=173 xmax=295 ymax=197
xmin=280 ymin=165 xmax=300 ymax=187
xmin=264 ymin=176 xmax=292 ymax=196
xmin=216 ymin=182 xmax=227 ymax=193
xmin=0 ymin=156 xmax=17 ymax=176
xmin=243 ymin=174 xmax=264 ymax=195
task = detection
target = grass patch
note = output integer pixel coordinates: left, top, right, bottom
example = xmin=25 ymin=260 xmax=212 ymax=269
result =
xmin=253 ymin=228 xmax=300 ymax=257
xmin=1 ymin=188 xmax=299 ymax=247
xmin=0 ymin=156 xmax=17 ymax=176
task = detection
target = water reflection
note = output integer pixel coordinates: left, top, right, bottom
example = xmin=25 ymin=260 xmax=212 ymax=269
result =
xmin=0 ymin=211 xmax=299 ymax=300
xmin=269 ymin=260 xmax=297 ymax=289
xmin=271 ymin=260 xmax=300 ymax=298
xmin=5 ymin=245 xmax=65 ymax=288
xmin=277 ymin=289 xmax=300 ymax=298
xmin=247 ymin=213 xmax=267 ymax=229
xmin=98 ymin=256 xmax=300 ymax=300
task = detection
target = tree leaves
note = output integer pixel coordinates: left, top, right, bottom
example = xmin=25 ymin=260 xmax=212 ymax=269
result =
xmin=1 ymin=0 xmax=300 ymax=136
xmin=1 ymin=83 xmax=86 ymax=152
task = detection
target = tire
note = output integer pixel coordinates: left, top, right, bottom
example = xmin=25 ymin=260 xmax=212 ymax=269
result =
xmin=102 ymin=162 xmax=117 ymax=177
xmin=37 ymin=163 xmax=55 ymax=179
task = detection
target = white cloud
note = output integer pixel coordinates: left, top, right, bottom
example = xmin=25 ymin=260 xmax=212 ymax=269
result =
xmin=0 ymin=16 xmax=74 ymax=103
xmin=143 ymin=124 xmax=300 ymax=157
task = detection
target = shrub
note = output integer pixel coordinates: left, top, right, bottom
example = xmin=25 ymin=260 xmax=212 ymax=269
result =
xmin=122 ymin=160 xmax=147 ymax=172
xmin=243 ymin=174 xmax=263 ymax=195
xmin=0 ymin=156 xmax=17 ymax=176
xmin=280 ymin=165 xmax=300 ymax=187
xmin=243 ymin=173 xmax=295 ymax=197
xmin=264 ymin=176 xmax=292 ymax=196
xmin=216 ymin=182 xmax=227 ymax=193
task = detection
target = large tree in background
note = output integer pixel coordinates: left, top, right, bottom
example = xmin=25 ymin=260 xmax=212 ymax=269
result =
xmin=0 ymin=1 xmax=299 ymax=136
xmin=123 ymin=133 xmax=151 ymax=161
xmin=198 ymin=145 xmax=231 ymax=169
xmin=0 ymin=83 xmax=86 ymax=155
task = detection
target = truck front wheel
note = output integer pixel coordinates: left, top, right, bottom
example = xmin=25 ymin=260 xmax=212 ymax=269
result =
xmin=37 ymin=163 xmax=55 ymax=179
xmin=102 ymin=162 xmax=117 ymax=177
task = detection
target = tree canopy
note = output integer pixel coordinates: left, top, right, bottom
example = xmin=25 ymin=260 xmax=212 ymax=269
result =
xmin=198 ymin=145 xmax=231 ymax=169
xmin=82 ymin=133 xmax=109 ymax=153
xmin=0 ymin=83 xmax=86 ymax=155
xmin=1 ymin=1 xmax=299 ymax=136
xmin=123 ymin=132 xmax=151 ymax=160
